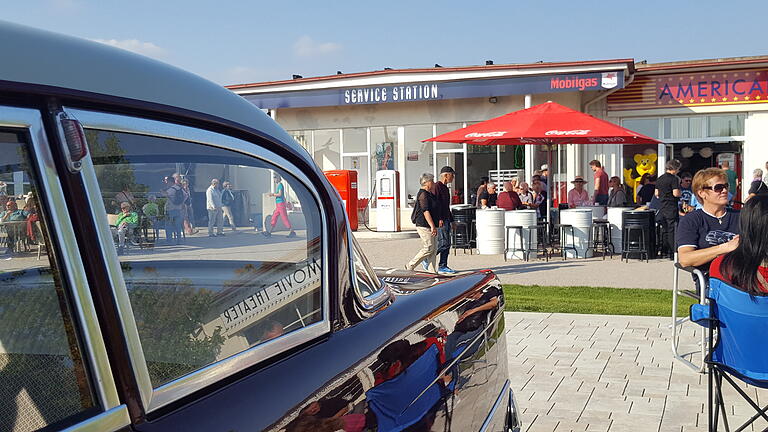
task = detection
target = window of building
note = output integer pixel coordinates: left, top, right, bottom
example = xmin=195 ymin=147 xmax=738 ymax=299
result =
xmin=707 ymin=114 xmax=745 ymax=137
xmin=289 ymin=130 xmax=311 ymax=153
xmin=622 ymin=118 xmax=661 ymax=139
xmin=85 ymin=129 xmax=324 ymax=389
xmin=342 ymin=128 xmax=370 ymax=198
xmin=370 ymin=126 xmax=398 ymax=208
xmin=403 ymin=125 xmax=434 ymax=206
xmin=663 ymin=117 xmax=704 ymax=139
xmin=313 ymin=129 xmax=341 ymax=171
xmin=0 ymin=131 xmax=99 ymax=431
xmin=434 ymin=123 xmax=463 ymax=150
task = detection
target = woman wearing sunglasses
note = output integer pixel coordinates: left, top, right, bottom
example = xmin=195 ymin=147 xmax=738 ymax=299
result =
xmin=677 ymin=168 xmax=740 ymax=271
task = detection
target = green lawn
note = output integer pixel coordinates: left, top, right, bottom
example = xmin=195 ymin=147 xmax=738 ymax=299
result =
xmin=503 ymin=284 xmax=696 ymax=317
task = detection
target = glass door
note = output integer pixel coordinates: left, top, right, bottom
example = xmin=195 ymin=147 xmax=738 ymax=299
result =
xmin=435 ymin=151 xmax=466 ymax=205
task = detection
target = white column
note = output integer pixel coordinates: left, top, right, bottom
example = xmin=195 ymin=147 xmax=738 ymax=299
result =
xmin=398 ymin=126 xmax=406 ymax=210
xmin=657 ymin=143 xmax=667 ymax=176
xmin=524 ymin=95 xmax=533 ymax=181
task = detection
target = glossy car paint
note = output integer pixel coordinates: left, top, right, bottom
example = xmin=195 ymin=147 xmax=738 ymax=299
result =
xmin=0 ymin=21 xmax=516 ymax=431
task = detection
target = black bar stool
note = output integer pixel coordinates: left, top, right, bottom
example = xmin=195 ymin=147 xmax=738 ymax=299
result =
xmin=592 ymin=219 xmax=614 ymax=260
xmin=622 ymin=225 xmax=649 ymax=262
xmin=504 ymin=225 xmax=525 ymax=262
xmin=451 ymin=221 xmax=474 ymax=255
xmin=553 ymin=223 xmax=578 ymax=260
xmin=528 ymin=222 xmax=550 ymax=261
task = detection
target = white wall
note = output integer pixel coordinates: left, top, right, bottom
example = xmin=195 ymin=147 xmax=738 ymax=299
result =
xmin=744 ymin=112 xmax=768 ymax=201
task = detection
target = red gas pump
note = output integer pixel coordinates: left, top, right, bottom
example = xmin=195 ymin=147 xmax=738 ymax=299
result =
xmin=324 ymin=170 xmax=359 ymax=230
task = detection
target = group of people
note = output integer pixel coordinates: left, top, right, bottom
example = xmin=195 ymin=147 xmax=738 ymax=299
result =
xmin=0 ymin=192 xmax=39 ymax=255
xmin=204 ymin=178 xmax=238 ymax=238
xmin=473 ymin=172 xmax=549 ymax=219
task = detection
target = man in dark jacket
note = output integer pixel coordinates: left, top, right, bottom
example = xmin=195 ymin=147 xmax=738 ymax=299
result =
xmin=423 ymin=166 xmax=458 ymax=274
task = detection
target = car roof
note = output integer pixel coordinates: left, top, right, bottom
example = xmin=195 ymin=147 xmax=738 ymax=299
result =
xmin=0 ymin=21 xmax=306 ymax=160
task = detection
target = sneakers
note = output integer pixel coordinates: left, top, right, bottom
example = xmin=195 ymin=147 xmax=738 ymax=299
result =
xmin=287 ymin=231 xmax=297 ymax=238
xmin=438 ymin=266 xmax=457 ymax=275
xmin=421 ymin=260 xmax=430 ymax=271
xmin=261 ymin=231 xmax=272 ymax=238
xmin=216 ymin=233 xmax=225 ymax=237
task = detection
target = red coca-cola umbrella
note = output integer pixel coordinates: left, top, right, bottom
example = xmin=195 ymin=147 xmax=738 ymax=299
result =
xmin=424 ymin=101 xmax=660 ymax=222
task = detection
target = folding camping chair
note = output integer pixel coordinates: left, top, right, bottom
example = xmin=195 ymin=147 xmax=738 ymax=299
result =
xmin=671 ymin=254 xmax=709 ymax=373
xmin=691 ymin=277 xmax=768 ymax=432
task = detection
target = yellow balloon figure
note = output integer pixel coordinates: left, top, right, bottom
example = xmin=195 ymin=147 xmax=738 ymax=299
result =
xmin=623 ymin=152 xmax=657 ymax=202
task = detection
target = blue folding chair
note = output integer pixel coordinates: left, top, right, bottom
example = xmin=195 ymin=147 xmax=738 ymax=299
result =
xmin=690 ymin=277 xmax=768 ymax=432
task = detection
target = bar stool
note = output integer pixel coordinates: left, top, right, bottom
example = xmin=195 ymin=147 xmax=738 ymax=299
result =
xmin=553 ymin=223 xmax=578 ymax=260
xmin=527 ymin=222 xmax=550 ymax=261
xmin=451 ymin=221 xmax=474 ymax=255
xmin=504 ymin=225 xmax=525 ymax=262
xmin=622 ymin=225 xmax=649 ymax=262
xmin=591 ymin=219 xmax=614 ymax=260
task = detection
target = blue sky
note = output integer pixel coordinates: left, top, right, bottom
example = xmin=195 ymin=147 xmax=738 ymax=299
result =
xmin=5 ymin=0 xmax=766 ymax=85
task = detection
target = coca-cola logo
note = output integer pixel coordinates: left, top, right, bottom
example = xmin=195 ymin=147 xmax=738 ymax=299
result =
xmin=465 ymin=131 xmax=507 ymax=138
xmin=544 ymin=129 xmax=591 ymax=136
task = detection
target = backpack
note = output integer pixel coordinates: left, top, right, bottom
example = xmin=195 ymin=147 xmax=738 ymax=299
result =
xmin=168 ymin=185 xmax=184 ymax=206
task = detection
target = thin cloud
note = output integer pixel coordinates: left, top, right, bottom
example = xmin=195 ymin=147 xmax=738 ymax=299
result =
xmin=293 ymin=35 xmax=341 ymax=57
xmin=92 ymin=38 xmax=167 ymax=60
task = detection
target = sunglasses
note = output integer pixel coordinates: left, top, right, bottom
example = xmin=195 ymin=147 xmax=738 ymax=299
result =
xmin=702 ymin=183 xmax=728 ymax=193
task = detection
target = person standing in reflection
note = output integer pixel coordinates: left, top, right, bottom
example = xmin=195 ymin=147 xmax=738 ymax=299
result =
xmin=406 ymin=173 xmax=438 ymax=272
xmin=263 ymin=173 xmax=296 ymax=238
xmin=162 ymin=174 xmax=184 ymax=245
xmin=180 ymin=178 xmax=198 ymax=236
xmin=567 ymin=176 xmax=590 ymax=208
xmin=206 ymin=178 xmax=224 ymax=237
xmin=221 ymin=181 xmax=237 ymax=232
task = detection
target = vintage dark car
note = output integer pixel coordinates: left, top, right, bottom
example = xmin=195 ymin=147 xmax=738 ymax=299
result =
xmin=0 ymin=21 xmax=520 ymax=431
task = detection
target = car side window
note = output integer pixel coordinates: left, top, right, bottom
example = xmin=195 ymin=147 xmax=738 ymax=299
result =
xmin=0 ymin=131 xmax=99 ymax=431
xmin=85 ymin=129 xmax=323 ymax=388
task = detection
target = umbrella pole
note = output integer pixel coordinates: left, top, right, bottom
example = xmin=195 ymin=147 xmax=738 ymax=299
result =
xmin=546 ymin=145 xmax=553 ymax=227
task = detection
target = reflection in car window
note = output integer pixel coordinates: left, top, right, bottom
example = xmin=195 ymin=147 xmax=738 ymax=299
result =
xmin=86 ymin=130 xmax=323 ymax=388
xmin=351 ymin=236 xmax=382 ymax=298
xmin=0 ymin=131 xmax=98 ymax=431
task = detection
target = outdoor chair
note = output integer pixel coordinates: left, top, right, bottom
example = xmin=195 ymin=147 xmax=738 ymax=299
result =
xmin=671 ymin=256 xmax=709 ymax=373
xmin=690 ymin=277 xmax=768 ymax=431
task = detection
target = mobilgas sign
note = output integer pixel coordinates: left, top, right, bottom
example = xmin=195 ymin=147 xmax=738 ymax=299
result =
xmin=243 ymin=71 xmax=624 ymax=109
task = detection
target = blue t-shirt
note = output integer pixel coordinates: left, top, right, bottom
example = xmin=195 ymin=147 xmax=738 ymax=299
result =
xmin=676 ymin=208 xmax=740 ymax=252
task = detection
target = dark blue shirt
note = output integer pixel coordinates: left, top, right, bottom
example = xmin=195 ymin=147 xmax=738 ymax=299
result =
xmin=676 ymin=208 xmax=740 ymax=252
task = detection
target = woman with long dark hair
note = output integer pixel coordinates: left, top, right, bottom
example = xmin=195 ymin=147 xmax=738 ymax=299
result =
xmin=710 ymin=195 xmax=768 ymax=295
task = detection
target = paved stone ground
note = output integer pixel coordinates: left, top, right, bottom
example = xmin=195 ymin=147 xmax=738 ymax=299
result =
xmin=357 ymin=236 xmax=695 ymax=291
xmin=505 ymin=312 xmax=768 ymax=432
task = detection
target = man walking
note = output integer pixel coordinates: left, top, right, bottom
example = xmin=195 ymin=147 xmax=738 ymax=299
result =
xmin=590 ymin=160 xmax=609 ymax=205
xmin=221 ymin=181 xmax=237 ymax=231
xmin=206 ymin=178 xmax=224 ymax=237
xmin=655 ymin=159 xmax=682 ymax=260
xmin=423 ymin=166 xmax=457 ymax=275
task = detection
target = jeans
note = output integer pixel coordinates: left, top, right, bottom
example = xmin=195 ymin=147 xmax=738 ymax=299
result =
xmin=165 ymin=209 xmax=182 ymax=243
xmin=424 ymin=223 xmax=452 ymax=268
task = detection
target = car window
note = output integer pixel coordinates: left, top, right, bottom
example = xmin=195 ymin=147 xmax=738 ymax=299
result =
xmin=85 ymin=129 xmax=324 ymax=388
xmin=0 ymin=131 xmax=99 ymax=431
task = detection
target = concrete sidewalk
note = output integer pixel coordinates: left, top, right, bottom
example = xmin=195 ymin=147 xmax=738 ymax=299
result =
xmin=505 ymin=312 xmax=767 ymax=432
xmin=357 ymin=236 xmax=695 ymax=291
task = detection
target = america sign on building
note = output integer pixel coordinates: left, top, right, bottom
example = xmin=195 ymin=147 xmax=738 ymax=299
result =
xmin=607 ymin=69 xmax=768 ymax=111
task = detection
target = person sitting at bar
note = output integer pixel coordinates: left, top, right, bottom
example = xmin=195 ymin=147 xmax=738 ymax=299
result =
xmin=567 ymin=176 xmax=591 ymax=208
xmin=746 ymin=168 xmax=768 ymax=201
xmin=636 ymin=174 xmax=656 ymax=205
xmin=1 ymin=200 xmax=29 ymax=254
xmin=677 ymin=168 xmax=740 ymax=271
xmin=518 ymin=182 xmax=534 ymax=207
xmin=496 ymin=181 xmax=522 ymax=211
xmin=607 ymin=176 xmax=628 ymax=207
xmin=531 ymin=180 xmax=548 ymax=219
xmin=115 ymin=201 xmax=139 ymax=255
xmin=478 ymin=182 xmax=497 ymax=209
xmin=709 ymin=195 xmax=768 ymax=295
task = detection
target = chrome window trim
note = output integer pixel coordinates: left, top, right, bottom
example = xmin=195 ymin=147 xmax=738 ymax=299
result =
xmin=479 ymin=379 xmax=511 ymax=432
xmin=348 ymin=227 xmax=391 ymax=311
xmin=65 ymin=107 xmax=332 ymax=413
xmin=0 ymin=107 xmax=121 ymax=410
xmin=60 ymin=405 xmax=131 ymax=432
